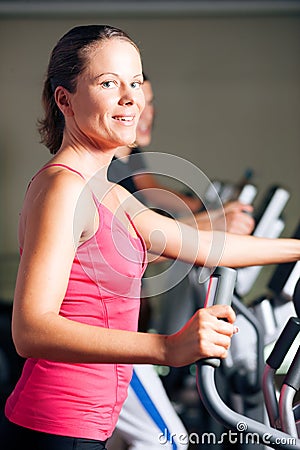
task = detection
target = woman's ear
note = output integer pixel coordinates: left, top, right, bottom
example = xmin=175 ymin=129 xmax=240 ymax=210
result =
xmin=54 ymin=86 xmax=74 ymax=116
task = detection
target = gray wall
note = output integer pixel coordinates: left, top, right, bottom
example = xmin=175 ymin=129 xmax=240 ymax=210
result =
xmin=1 ymin=13 xmax=300 ymax=259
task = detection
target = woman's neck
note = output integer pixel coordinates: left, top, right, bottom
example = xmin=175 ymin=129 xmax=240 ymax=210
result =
xmin=52 ymin=144 xmax=115 ymax=181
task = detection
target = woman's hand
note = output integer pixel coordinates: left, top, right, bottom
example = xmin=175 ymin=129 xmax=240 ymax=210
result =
xmin=164 ymin=304 xmax=238 ymax=367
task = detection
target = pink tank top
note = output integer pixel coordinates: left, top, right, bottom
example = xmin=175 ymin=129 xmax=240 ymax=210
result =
xmin=5 ymin=164 xmax=147 ymax=440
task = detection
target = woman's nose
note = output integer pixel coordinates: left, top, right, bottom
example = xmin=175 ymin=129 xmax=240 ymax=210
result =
xmin=119 ymin=86 xmax=135 ymax=106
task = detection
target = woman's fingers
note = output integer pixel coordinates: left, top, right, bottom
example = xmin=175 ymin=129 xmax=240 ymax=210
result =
xmin=166 ymin=305 xmax=238 ymax=366
xmin=196 ymin=306 xmax=238 ymax=357
xmin=206 ymin=304 xmax=236 ymax=324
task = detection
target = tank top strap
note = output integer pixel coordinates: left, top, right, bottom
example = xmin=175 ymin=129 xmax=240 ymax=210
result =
xmin=30 ymin=163 xmax=101 ymax=208
xmin=32 ymin=163 xmax=85 ymax=181
xmin=125 ymin=212 xmax=147 ymax=268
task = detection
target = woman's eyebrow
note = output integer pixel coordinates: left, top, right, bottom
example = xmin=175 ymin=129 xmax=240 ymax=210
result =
xmin=94 ymin=72 xmax=143 ymax=81
xmin=94 ymin=72 xmax=118 ymax=81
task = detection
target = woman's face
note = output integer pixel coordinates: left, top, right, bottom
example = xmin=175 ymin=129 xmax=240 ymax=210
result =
xmin=64 ymin=38 xmax=145 ymax=151
xmin=136 ymin=80 xmax=155 ymax=148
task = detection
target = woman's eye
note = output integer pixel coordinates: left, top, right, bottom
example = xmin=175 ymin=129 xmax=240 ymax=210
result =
xmin=131 ymin=81 xmax=142 ymax=89
xmin=101 ymin=80 xmax=116 ymax=89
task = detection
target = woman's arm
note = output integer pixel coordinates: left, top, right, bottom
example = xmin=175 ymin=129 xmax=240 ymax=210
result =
xmin=126 ymin=196 xmax=300 ymax=268
xmin=12 ymin=172 xmax=236 ymax=367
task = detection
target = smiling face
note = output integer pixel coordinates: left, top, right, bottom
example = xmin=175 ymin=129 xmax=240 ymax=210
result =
xmin=56 ymin=38 xmax=145 ymax=152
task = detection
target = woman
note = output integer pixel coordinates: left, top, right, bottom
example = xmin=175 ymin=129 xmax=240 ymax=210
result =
xmin=0 ymin=24 xmax=299 ymax=450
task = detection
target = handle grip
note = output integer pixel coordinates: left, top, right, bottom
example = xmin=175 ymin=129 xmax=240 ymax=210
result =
xmin=203 ymin=266 xmax=237 ymax=308
xmin=198 ymin=266 xmax=237 ymax=367
xmin=266 ymin=316 xmax=300 ymax=370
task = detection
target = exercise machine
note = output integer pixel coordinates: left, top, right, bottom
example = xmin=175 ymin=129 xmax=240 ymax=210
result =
xmin=197 ymin=266 xmax=300 ymax=449
xmin=263 ymin=276 xmax=300 ymax=438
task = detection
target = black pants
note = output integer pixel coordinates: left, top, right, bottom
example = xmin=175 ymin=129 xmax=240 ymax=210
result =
xmin=0 ymin=414 xmax=107 ymax=450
